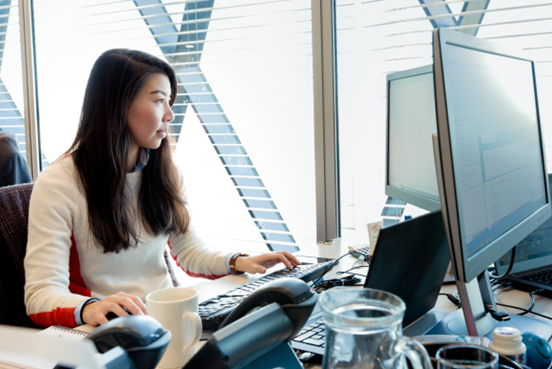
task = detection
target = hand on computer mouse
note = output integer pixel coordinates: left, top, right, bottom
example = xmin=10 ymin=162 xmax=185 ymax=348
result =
xmin=106 ymin=307 xmax=133 ymax=321
xmin=82 ymin=292 xmax=147 ymax=325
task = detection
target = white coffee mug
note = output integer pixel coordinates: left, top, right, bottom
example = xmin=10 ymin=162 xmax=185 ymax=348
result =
xmin=146 ymin=287 xmax=202 ymax=369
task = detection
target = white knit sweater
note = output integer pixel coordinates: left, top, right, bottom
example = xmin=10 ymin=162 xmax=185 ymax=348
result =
xmin=24 ymin=156 xmax=230 ymax=327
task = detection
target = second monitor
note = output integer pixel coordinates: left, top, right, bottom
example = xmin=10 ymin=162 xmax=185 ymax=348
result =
xmin=386 ymin=65 xmax=440 ymax=212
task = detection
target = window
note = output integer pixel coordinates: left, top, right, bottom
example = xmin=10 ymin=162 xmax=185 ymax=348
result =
xmin=335 ymin=0 xmax=552 ymax=247
xmin=0 ymin=1 xmax=25 ymax=159
xmin=32 ymin=0 xmax=317 ymax=257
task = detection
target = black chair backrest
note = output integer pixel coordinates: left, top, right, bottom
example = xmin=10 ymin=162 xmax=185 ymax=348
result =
xmin=0 ymin=183 xmax=38 ymax=328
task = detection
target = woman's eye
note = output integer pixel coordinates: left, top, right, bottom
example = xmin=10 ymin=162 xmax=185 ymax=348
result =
xmin=157 ymin=99 xmax=165 ymax=104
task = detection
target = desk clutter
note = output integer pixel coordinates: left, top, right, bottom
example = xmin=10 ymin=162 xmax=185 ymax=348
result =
xmin=3 ymin=267 xmax=552 ymax=369
xmin=198 ymin=260 xmax=335 ymax=336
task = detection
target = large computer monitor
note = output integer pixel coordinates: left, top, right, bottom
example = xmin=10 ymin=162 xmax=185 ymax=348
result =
xmin=430 ymin=28 xmax=552 ymax=337
xmin=385 ymin=65 xmax=440 ymax=212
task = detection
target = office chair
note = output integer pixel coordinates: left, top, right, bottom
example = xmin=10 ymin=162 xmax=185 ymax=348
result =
xmin=0 ymin=183 xmax=179 ymax=327
xmin=0 ymin=183 xmax=37 ymax=328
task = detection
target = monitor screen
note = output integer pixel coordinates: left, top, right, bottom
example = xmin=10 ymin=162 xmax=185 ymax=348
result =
xmin=495 ymin=175 xmax=552 ymax=275
xmin=386 ymin=65 xmax=440 ymax=212
xmin=433 ymin=28 xmax=551 ymax=283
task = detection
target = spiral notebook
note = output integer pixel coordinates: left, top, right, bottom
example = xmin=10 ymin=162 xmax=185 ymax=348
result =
xmin=0 ymin=326 xmax=89 ymax=369
xmin=37 ymin=325 xmax=89 ymax=341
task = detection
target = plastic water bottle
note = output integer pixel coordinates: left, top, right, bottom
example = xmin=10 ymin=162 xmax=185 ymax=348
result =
xmin=489 ymin=327 xmax=527 ymax=365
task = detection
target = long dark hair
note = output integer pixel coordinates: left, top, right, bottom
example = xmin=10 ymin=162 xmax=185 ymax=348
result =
xmin=65 ymin=49 xmax=188 ymax=253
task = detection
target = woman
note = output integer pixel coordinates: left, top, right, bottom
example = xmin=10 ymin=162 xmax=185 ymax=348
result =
xmin=24 ymin=49 xmax=299 ymax=328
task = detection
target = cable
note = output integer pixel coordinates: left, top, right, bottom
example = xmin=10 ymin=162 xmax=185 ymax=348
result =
xmin=311 ymin=253 xmax=350 ymax=287
xmin=336 ymin=265 xmax=369 ymax=276
xmin=439 ymin=293 xmax=461 ymax=307
xmin=495 ymin=302 xmax=552 ymax=321
xmin=519 ymin=288 xmax=544 ymax=316
xmin=313 ymin=275 xmax=361 ymax=293
xmin=488 ymin=247 xmax=516 ymax=280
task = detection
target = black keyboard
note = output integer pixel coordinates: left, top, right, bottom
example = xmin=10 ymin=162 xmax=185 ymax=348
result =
xmin=199 ymin=261 xmax=334 ymax=336
xmin=291 ymin=317 xmax=326 ymax=355
xmin=520 ymin=269 xmax=552 ymax=286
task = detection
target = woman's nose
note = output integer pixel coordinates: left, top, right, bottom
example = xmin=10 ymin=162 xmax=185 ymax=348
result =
xmin=165 ymin=106 xmax=174 ymax=123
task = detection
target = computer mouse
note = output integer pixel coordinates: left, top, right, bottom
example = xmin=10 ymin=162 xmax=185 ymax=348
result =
xmin=522 ymin=332 xmax=552 ymax=369
xmin=86 ymin=315 xmax=171 ymax=369
xmin=105 ymin=307 xmax=132 ymax=321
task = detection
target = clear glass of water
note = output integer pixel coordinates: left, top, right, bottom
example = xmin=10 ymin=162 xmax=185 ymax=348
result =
xmin=319 ymin=287 xmax=432 ymax=369
xmin=436 ymin=344 xmax=499 ymax=369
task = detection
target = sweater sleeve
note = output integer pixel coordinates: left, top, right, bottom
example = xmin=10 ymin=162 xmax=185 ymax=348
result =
xmin=24 ymin=162 xmax=88 ymax=327
xmin=168 ymin=223 xmax=232 ymax=280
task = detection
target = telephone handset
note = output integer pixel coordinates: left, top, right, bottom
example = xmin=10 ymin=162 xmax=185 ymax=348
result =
xmin=219 ymin=277 xmax=318 ymax=335
xmin=86 ymin=315 xmax=171 ymax=369
xmin=183 ymin=277 xmax=319 ymax=369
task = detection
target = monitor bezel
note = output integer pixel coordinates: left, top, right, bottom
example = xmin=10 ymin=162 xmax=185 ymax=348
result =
xmin=385 ymin=64 xmax=441 ymax=212
xmin=433 ymin=28 xmax=551 ymax=283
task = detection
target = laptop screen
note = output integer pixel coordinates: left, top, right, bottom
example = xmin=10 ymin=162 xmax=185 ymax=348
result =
xmin=364 ymin=210 xmax=450 ymax=327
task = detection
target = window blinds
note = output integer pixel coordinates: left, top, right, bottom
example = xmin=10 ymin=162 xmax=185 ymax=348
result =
xmin=0 ymin=1 xmax=25 ymax=156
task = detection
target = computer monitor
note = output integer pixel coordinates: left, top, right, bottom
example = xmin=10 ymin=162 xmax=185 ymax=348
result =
xmin=385 ymin=65 xmax=440 ymax=212
xmin=430 ymin=28 xmax=552 ymax=337
xmin=494 ymin=174 xmax=552 ymax=278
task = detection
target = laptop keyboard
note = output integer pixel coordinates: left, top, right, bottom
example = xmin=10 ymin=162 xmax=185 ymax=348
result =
xmin=520 ymin=268 xmax=552 ymax=286
xmin=293 ymin=317 xmax=326 ymax=347
xmin=199 ymin=261 xmax=335 ymax=335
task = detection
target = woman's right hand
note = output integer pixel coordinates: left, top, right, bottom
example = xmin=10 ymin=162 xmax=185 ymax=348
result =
xmin=82 ymin=292 xmax=147 ymax=325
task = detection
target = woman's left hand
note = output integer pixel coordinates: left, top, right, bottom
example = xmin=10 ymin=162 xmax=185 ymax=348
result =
xmin=235 ymin=251 xmax=301 ymax=274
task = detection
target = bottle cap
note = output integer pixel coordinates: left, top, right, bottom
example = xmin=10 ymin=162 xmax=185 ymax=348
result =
xmin=493 ymin=327 xmax=523 ymax=342
xmin=490 ymin=326 xmax=526 ymax=364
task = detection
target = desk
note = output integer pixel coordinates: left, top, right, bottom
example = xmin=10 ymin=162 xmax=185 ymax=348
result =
xmin=185 ymin=251 xmax=552 ymax=369
xmin=39 ymin=251 xmax=552 ymax=369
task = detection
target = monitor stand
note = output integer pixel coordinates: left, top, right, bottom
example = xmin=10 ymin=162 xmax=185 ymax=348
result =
xmin=426 ymin=272 xmax=552 ymax=340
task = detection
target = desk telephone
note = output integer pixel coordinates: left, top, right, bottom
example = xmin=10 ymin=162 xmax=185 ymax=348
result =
xmin=86 ymin=278 xmax=318 ymax=369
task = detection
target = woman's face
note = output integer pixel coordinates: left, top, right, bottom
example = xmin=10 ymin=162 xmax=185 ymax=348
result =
xmin=127 ymin=72 xmax=174 ymax=153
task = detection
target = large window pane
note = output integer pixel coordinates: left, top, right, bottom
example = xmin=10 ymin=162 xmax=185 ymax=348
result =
xmin=33 ymin=1 xmax=316 ymax=259
xmin=336 ymin=0 xmax=552 ymax=247
xmin=0 ymin=1 xmax=25 ymax=158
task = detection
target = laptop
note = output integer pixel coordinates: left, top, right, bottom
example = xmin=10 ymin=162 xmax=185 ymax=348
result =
xmin=494 ymin=174 xmax=552 ymax=294
xmin=291 ymin=210 xmax=451 ymax=355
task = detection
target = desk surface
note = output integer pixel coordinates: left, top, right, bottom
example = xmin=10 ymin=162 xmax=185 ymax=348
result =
xmin=187 ymin=251 xmax=552 ymax=368
xmin=76 ymin=248 xmax=552 ymax=369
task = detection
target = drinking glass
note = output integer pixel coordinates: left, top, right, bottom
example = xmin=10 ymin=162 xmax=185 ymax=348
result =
xmin=436 ymin=344 xmax=499 ymax=369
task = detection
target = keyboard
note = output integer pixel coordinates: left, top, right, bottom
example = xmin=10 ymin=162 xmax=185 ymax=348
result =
xmin=291 ymin=316 xmax=326 ymax=355
xmin=520 ymin=269 xmax=552 ymax=286
xmin=348 ymin=246 xmax=370 ymax=260
xmin=199 ymin=261 xmax=335 ymax=336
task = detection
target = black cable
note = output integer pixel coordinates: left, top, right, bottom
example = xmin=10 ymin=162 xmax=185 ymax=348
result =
xmin=336 ymin=265 xmax=369 ymax=276
xmin=488 ymin=247 xmax=516 ymax=280
xmin=439 ymin=293 xmax=461 ymax=307
xmin=311 ymin=253 xmax=350 ymax=287
xmin=495 ymin=302 xmax=552 ymax=321
xmin=519 ymin=288 xmax=544 ymax=316
xmin=492 ymin=281 xmax=514 ymax=292
xmin=313 ymin=275 xmax=361 ymax=293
